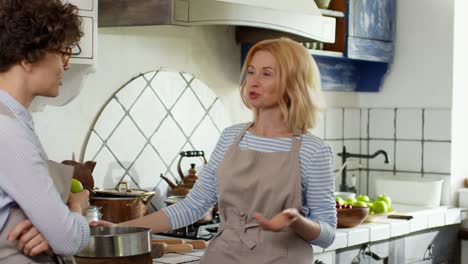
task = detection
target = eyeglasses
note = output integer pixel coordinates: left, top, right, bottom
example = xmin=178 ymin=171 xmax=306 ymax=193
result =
xmin=59 ymin=48 xmax=73 ymax=67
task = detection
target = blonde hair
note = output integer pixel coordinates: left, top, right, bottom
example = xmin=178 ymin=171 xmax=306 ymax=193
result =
xmin=240 ymin=37 xmax=325 ymax=134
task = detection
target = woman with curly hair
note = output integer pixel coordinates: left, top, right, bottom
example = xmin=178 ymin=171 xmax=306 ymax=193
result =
xmin=0 ymin=0 xmax=90 ymax=262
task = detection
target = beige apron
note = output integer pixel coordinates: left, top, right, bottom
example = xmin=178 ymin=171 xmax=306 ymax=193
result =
xmin=201 ymin=123 xmax=313 ymax=264
xmin=0 ymin=102 xmax=75 ymax=264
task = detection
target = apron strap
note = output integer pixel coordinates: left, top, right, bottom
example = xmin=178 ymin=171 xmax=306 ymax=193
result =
xmin=232 ymin=122 xmax=253 ymax=146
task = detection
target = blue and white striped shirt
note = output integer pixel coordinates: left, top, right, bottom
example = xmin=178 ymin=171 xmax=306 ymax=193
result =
xmin=163 ymin=123 xmax=337 ymax=248
xmin=0 ymin=89 xmax=89 ymax=255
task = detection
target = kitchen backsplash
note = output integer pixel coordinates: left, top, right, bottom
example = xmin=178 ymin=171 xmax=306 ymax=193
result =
xmin=82 ymin=70 xmax=231 ymax=210
xmin=311 ymin=107 xmax=452 ymax=199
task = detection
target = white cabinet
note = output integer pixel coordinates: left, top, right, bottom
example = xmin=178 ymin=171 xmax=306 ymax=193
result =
xmin=64 ymin=0 xmax=97 ymax=66
xmin=68 ymin=0 xmax=94 ymax=11
xmin=403 ymin=225 xmax=459 ymax=264
xmin=173 ymin=0 xmax=336 ymax=43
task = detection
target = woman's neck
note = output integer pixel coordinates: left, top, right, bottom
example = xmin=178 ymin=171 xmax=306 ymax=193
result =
xmin=0 ymin=69 xmax=33 ymax=108
xmin=250 ymin=108 xmax=292 ymax=138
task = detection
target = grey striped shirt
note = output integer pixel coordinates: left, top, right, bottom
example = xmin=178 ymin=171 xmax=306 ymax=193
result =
xmin=163 ymin=123 xmax=337 ymax=248
xmin=0 ymin=89 xmax=89 ymax=255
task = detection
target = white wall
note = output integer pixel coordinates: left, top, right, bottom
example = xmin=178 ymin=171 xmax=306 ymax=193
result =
xmin=450 ymin=0 xmax=468 ymax=205
xmin=33 ymin=25 xmax=246 ymax=161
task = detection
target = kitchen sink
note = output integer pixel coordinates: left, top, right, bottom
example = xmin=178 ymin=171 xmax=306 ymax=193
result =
xmin=375 ymin=177 xmax=444 ymax=207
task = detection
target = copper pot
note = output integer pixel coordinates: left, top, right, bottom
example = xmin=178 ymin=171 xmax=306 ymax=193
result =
xmin=91 ymin=181 xmax=155 ymax=223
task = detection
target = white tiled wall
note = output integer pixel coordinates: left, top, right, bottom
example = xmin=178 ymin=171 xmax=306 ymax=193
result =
xmin=82 ymin=70 xmax=231 ymax=210
xmin=318 ymin=107 xmax=451 ymax=196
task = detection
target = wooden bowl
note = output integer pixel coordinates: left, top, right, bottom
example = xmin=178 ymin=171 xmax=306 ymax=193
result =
xmin=337 ymin=207 xmax=370 ymax=228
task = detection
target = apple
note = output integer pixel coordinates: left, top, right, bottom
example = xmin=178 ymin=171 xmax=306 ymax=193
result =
xmin=344 ymin=197 xmax=357 ymax=205
xmin=367 ymin=202 xmax=374 ymax=208
xmin=336 ymin=196 xmax=345 ymax=206
xmin=356 ymin=194 xmax=370 ymax=203
xmin=353 ymin=201 xmax=368 ymax=207
xmin=371 ymin=200 xmax=389 ymax=214
xmin=376 ymin=195 xmax=392 ymax=207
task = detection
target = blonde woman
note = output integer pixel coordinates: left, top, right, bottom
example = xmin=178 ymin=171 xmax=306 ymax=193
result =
xmin=92 ymin=38 xmax=336 ymax=263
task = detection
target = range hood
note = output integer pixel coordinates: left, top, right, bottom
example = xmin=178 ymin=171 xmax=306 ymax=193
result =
xmin=99 ymin=0 xmax=336 ymax=43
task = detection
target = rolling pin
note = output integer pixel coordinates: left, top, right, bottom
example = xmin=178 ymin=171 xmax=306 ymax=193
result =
xmin=151 ymin=242 xmax=193 ymax=257
xmin=151 ymin=239 xmax=207 ymax=249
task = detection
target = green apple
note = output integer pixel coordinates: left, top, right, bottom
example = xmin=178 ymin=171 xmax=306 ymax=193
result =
xmin=353 ymin=201 xmax=368 ymax=207
xmin=356 ymin=194 xmax=370 ymax=203
xmin=70 ymin=178 xmax=83 ymax=193
xmin=376 ymin=195 xmax=392 ymax=207
xmin=372 ymin=200 xmax=389 ymax=214
xmin=367 ymin=202 xmax=374 ymax=208
xmin=336 ymin=196 xmax=345 ymax=206
xmin=344 ymin=197 xmax=357 ymax=205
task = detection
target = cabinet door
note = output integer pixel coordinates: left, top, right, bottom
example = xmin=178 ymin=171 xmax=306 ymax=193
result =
xmin=336 ymin=246 xmax=371 ymax=264
xmin=348 ymin=0 xmax=395 ymax=42
xmin=68 ymin=0 xmax=94 ymax=11
xmin=314 ymin=251 xmax=335 ymax=264
xmin=71 ymin=16 xmax=94 ymax=61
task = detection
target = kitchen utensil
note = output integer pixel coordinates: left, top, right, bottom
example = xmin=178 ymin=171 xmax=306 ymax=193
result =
xmin=76 ymin=226 xmax=151 ymax=258
xmin=177 ymin=151 xmax=206 ymax=182
xmin=90 ymin=181 xmax=155 ymax=223
xmin=61 ymin=159 xmax=96 ymax=190
xmin=152 ymin=239 xmax=207 ymax=249
xmin=337 ymin=207 xmax=369 ymax=228
xmin=75 ymin=254 xmax=152 ymax=264
xmin=387 ymin=214 xmax=413 ymax=220
xmin=161 ymin=150 xmax=207 ymax=197
xmin=151 ymin=242 xmax=193 ymax=254
xmin=84 ymin=205 xmax=102 ymax=223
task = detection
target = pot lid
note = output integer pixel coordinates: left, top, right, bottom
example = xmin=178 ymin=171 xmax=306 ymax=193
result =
xmin=94 ymin=181 xmax=154 ymax=198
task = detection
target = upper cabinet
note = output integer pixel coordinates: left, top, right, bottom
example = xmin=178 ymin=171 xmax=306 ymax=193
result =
xmin=347 ymin=0 xmax=395 ymax=62
xmin=239 ymin=0 xmax=396 ymax=92
xmin=66 ymin=0 xmax=98 ymax=66
xmin=98 ymin=0 xmax=336 ymax=43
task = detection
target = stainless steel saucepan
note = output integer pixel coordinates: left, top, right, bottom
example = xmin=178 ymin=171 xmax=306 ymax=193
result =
xmin=76 ymin=226 xmax=151 ymax=258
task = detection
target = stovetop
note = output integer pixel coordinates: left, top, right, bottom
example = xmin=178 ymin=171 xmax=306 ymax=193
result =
xmin=157 ymin=221 xmax=219 ymax=241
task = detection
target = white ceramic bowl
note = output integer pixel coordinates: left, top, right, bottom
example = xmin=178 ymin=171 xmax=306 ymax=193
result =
xmin=334 ymin=192 xmax=356 ymax=200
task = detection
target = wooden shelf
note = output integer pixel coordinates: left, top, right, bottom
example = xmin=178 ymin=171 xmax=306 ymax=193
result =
xmin=319 ymin=9 xmax=345 ymax=18
xmin=309 ymin=49 xmax=344 ymax=58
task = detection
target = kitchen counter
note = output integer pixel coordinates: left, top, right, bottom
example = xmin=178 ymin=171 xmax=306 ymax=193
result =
xmin=152 ymin=205 xmax=464 ymax=263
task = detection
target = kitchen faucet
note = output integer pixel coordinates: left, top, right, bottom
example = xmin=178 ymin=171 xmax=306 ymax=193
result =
xmin=337 ymin=146 xmax=390 ymax=192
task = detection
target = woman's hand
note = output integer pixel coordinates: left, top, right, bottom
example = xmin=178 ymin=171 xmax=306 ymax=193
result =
xmin=67 ymin=189 xmax=90 ymax=215
xmin=89 ymin=220 xmax=116 ymax=227
xmin=253 ymin=208 xmax=300 ymax=232
xmin=8 ymin=220 xmax=52 ymax=257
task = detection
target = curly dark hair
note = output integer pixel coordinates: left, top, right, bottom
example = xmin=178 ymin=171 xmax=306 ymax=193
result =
xmin=0 ymin=0 xmax=83 ymax=72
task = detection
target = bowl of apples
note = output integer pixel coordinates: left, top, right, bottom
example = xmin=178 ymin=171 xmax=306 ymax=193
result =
xmin=364 ymin=194 xmax=394 ymax=222
xmin=336 ymin=196 xmax=369 ymax=228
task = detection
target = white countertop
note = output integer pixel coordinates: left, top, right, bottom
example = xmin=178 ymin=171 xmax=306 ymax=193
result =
xmin=152 ymin=205 xmax=464 ymax=263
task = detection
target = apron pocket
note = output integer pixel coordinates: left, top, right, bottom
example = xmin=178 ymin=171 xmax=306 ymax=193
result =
xmin=261 ymin=230 xmax=289 ymax=257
